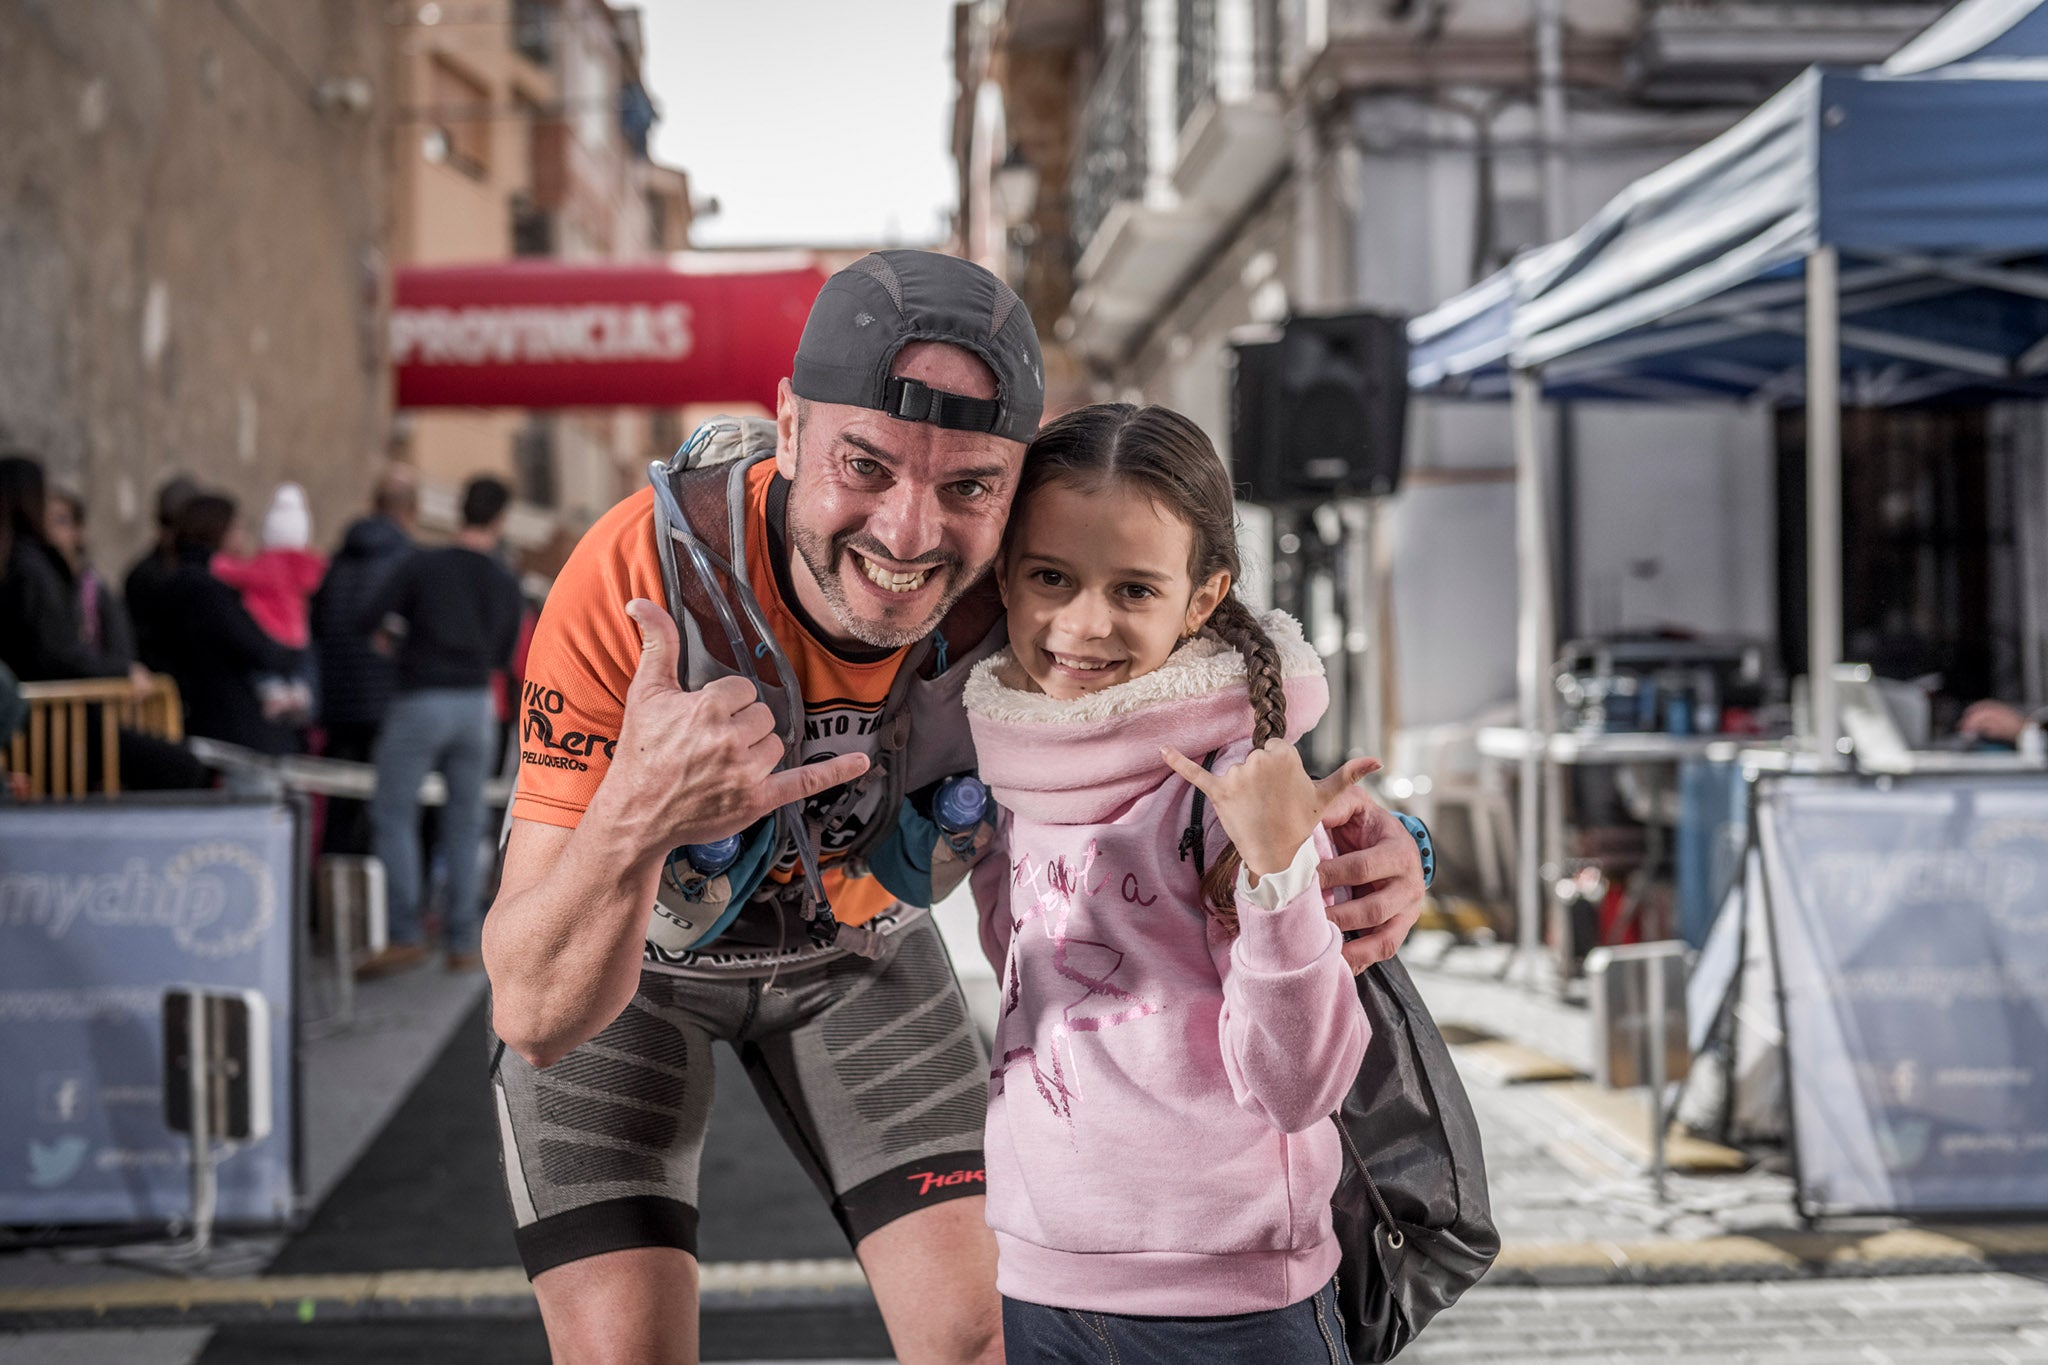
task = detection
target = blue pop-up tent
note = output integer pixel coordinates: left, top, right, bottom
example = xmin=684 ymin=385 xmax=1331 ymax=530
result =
xmin=1411 ymin=29 xmax=2048 ymax=403
xmin=1406 ymin=0 xmax=2048 ymax=968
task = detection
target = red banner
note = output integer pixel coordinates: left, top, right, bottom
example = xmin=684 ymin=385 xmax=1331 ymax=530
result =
xmin=392 ymin=261 xmax=828 ymax=410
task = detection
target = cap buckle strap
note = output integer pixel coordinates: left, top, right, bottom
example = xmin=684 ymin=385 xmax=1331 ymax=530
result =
xmin=881 ymin=376 xmax=1003 ymax=435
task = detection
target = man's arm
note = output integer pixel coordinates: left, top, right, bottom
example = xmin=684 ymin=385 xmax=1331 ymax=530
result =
xmin=1316 ymin=782 xmax=1428 ymax=973
xmin=482 ymin=600 xmax=867 ymax=1068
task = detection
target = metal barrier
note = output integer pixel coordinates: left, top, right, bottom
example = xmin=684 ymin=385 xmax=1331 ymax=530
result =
xmin=6 ymin=674 xmax=184 ymax=799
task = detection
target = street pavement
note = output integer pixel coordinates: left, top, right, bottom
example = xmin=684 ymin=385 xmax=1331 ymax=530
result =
xmin=6 ymin=907 xmax=2048 ymax=1361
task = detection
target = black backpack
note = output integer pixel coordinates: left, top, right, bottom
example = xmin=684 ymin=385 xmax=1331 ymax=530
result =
xmin=1330 ymin=954 xmax=1499 ymax=1360
xmin=1184 ymin=761 xmax=1498 ymax=1361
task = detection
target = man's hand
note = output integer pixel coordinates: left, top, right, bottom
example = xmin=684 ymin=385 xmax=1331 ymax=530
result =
xmin=1316 ymin=769 xmax=1426 ymax=974
xmin=605 ymin=599 xmax=868 ymax=849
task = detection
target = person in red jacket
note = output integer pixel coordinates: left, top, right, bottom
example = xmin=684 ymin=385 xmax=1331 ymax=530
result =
xmin=212 ymin=482 xmax=326 ymax=725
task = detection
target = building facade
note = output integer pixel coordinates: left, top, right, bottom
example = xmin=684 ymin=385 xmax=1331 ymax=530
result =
xmin=388 ymin=0 xmax=692 ymax=544
xmin=0 ymin=0 xmax=393 ymax=565
xmin=959 ymin=0 xmax=1945 ymax=758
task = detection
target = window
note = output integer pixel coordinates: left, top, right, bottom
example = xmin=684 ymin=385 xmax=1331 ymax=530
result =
xmin=427 ymin=56 xmax=491 ymax=180
xmin=513 ymin=0 xmax=557 ymax=68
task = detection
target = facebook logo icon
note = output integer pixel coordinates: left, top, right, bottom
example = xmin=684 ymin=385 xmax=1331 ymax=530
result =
xmin=37 ymin=1074 xmax=87 ymax=1125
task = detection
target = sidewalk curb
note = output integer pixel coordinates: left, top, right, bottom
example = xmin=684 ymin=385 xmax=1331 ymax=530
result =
xmin=1490 ymin=1225 xmax=2048 ymax=1287
xmin=8 ymin=1231 xmax=2048 ymax=1329
xmin=0 ymin=1258 xmax=878 ymax=1330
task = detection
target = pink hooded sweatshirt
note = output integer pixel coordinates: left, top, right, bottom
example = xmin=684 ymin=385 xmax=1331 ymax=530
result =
xmin=964 ymin=611 xmax=1370 ymax=1317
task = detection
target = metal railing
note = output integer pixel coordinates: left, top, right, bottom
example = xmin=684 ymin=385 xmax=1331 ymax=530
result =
xmin=1069 ymin=23 xmax=1149 ymax=257
xmin=1178 ymin=0 xmax=1277 ymax=129
xmin=8 ymin=675 xmax=184 ymax=800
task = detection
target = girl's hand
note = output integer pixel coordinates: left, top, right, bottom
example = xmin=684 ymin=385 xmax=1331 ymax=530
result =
xmin=1162 ymin=744 xmax=1379 ymax=879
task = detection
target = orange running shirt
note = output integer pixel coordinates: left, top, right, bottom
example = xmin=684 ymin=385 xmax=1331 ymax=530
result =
xmin=512 ymin=460 xmax=909 ymax=926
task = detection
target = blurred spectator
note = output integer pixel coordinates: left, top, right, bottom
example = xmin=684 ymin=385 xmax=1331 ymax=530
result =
xmin=46 ymin=485 xmax=138 ymax=671
xmin=0 ymin=453 xmax=203 ymax=790
xmin=360 ymin=476 xmax=522 ymax=976
xmin=311 ymin=464 xmax=417 ymax=855
xmin=213 ymin=482 xmax=326 ymax=726
xmin=155 ymin=493 xmax=301 ymax=755
xmin=124 ymin=473 xmax=199 ymax=672
xmin=0 ymin=453 xmax=135 ymax=684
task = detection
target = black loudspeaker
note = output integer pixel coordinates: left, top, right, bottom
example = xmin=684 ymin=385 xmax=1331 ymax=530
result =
xmin=1229 ymin=312 xmax=1409 ymax=503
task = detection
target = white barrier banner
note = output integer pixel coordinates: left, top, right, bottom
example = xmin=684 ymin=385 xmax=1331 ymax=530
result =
xmin=0 ymin=801 xmax=298 ymax=1227
xmin=1760 ymin=776 xmax=2048 ymax=1215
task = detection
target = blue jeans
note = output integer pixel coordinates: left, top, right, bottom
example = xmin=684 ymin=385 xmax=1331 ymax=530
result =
xmin=1002 ymin=1277 xmax=1346 ymax=1365
xmin=370 ymin=687 xmax=493 ymax=953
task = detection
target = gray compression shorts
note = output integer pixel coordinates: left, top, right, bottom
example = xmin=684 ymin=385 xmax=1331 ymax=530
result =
xmin=491 ymin=916 xmax=990 ymax=1277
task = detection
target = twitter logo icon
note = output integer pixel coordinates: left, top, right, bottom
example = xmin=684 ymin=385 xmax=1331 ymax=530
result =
xmin=28 ymin=1136 xmax=88 ymax=1189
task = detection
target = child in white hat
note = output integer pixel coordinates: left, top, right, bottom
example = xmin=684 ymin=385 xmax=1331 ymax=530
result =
xmin=212 ymin=483 xmax=327 ymax=722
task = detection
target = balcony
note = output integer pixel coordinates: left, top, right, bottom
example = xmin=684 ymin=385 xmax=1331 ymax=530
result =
xmin=1069 ymin=22 xmax=1154 ymax=258
xmin=1292 ymin=0 xmax=1635 ymax=98
xmin=1630 ymin=0 xmax=1949 ymax=103
xmin=1064 ymin=0 xmax=1287 ymax=362
xmin=1172 ymin=0 xmax=1286 ymax=217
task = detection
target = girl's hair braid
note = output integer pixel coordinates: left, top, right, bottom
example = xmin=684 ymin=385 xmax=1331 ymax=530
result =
xmin=1010 ymin=402 xmax=1296 ymax=934
xmin=1204 ymin=593 xmax=1287 ymax=747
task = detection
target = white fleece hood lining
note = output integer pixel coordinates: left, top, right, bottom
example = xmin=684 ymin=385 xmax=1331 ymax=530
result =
xmin=965 ymin=609 xmax=1321 ymax=727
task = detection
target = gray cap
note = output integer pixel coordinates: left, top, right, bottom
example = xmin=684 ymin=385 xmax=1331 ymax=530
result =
xmin=791 ymin=250 xmax=1043 ymax=444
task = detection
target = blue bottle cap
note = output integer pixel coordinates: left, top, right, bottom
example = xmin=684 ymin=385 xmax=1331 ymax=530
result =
xmin=682 ymin=834 xmax=743 ymax=877
xmin=933 ymin=776 xmax=989 ymax=834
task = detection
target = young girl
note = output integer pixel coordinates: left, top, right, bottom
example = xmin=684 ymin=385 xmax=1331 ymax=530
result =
xmin=965 ymin=403 xmax=1373 ymax=1364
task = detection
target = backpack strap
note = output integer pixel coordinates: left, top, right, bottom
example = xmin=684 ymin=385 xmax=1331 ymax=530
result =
xmin=1176 ymin=748 xmax=1222 ymax=879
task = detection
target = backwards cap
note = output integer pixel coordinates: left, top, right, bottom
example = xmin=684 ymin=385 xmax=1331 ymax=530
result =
xmin=791 ymin=250 xmax=1043 ymax=445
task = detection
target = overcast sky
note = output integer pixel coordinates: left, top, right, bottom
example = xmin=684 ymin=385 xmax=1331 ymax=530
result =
xmin=638 ymin=0 xmax=963 ymax=249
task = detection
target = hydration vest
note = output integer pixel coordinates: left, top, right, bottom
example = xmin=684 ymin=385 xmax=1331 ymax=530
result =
xmin=642 ymin=416 xmax=1004 ymax=977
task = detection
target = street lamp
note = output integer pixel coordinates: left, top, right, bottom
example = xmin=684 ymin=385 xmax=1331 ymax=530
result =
xmin=993 ymin=145 xmax=1040 ymax=230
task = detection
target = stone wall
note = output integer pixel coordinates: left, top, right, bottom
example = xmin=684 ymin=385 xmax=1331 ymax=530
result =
xmin=0 ymin=0 xmax=391 ymax=565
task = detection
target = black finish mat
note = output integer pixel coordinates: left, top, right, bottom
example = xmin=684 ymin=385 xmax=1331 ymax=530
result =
xmin=194 ymin=1307 xmax=893 ymax=1364
xmin=277 ymin=995 xmax=517 ymax=1274
xmin=201 ymin=992 xmax=889 ymax=1361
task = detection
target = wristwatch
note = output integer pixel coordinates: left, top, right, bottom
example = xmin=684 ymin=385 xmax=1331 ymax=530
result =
xmin=1394 ymin=812 xmax=1436 ymax=890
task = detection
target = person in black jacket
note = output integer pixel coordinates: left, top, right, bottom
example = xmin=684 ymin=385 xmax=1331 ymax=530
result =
xmin=311 ymin=466 xmax=417 ymax=854
xmin=47 ymin=485 xmax=138 ymax=673
xmin=0 ymin=454 xmax=138 ymax=685
xmin=361 ymin=475 xmax=522 ymax=975
xmin=0 ymin=453 xmax=205 ymax=790
xmin=154 ymin=493 xmax=301 ymax=755
xmin=124 ymin=474 xmax=199 ymax=673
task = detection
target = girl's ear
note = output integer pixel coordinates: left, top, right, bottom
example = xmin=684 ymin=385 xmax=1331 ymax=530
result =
xmin=1183 ymin=570 xmax=1231 ymax=637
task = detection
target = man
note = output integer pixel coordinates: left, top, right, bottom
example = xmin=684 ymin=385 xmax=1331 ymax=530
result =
xmin=312 ymin=464 xmax=418 ymax=856
xmin=363 ymin=475 xmax=523 ymax=975
xmin=483 ymin=251 xmax=1428 ymax=1364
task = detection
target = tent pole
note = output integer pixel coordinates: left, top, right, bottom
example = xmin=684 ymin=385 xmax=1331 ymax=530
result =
xmin=1806 ymin=245 xmax=1843 ymax=756
xmin=1512 ymin=366 xmax=1554 ymax=985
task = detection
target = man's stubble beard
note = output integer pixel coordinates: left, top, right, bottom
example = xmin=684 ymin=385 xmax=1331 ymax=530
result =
xmin=785 ymin=423 xmax=985 ymax=650
xmin=788 ymin=512 xmax=978 ymax=650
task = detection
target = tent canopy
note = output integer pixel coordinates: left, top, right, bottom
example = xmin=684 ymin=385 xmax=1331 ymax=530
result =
xmin=1408 ymin=0 xmax=2048 ymax=404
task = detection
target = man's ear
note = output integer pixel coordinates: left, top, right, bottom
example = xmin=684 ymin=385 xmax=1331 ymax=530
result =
xmin=774 ymin=379 xmax=802 ymax=480
xmin=1184 ymin=570 xmax=1231 ymax=636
